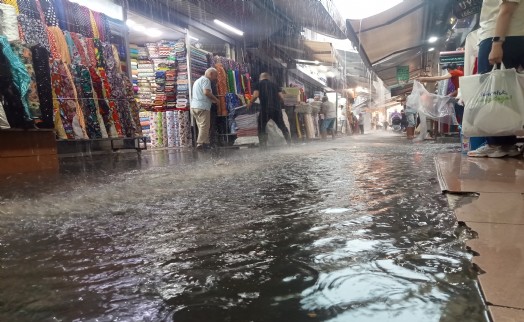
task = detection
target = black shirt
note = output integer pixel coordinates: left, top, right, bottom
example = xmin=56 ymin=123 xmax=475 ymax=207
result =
xmin=255 ymin=79 xmax=282 ymax=110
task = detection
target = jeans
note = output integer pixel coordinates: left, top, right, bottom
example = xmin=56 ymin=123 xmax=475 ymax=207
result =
xmin=478 ymin=36 xmax=524 ymax=146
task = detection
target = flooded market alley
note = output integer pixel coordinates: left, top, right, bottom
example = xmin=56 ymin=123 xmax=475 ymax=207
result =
xmin=0 ymin=133 xmax=488 ymax=322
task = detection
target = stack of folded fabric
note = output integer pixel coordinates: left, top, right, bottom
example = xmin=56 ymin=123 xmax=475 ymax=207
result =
xmin=190 ymin=47 xmax=209 ymax=83
xmin=234 ymin=105 xmax=259 ymax=137
xmin=146 ymin=42 xmax=159 ymax=59
xmin=165 ymin=70 xmax=177 ymax=109
xmin=174 ymin=40 xmax=189 ymax=109
xmin=137 ymin=58 xmax=155 ymax=109
xmin=139 ymin=111 xmax=151 ymax=140
xmin=154 ymin=71 xmax=166 ymax=110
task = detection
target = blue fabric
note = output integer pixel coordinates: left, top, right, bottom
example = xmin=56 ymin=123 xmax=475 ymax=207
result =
xmin=0 ymin=36 xmax=32 ymax=121
xmin=321 ymin=118 xmax=336 ymax=131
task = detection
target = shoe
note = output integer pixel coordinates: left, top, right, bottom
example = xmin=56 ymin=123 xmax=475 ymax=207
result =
xmin=468 ymin=145 xmax=507 ymax=158
xmin=499 ymin=145 xmax=521 ymax=157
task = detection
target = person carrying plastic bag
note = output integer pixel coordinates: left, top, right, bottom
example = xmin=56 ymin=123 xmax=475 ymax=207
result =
xmin=465 ymin=0 xmax=524 ymax=158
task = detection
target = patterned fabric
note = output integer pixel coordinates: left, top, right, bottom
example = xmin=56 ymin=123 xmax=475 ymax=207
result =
xmin=0 ymin=36 xmax=32 ymax=121
xmin=50 ymin=59 xmax=77 ymax=139
xmin=10 ymin=41 xmax=40 ymax=119
xmin=71 ymin=32 xmax=89 ymax=66
xmin=17 ymin=0 xmax=38 ymax=19
xmin=18 ymin=14 xmax=50 ymax=52
xmin=40 ymin=0 xmax=58 ymax=26
xmin=0 ymin=0 xmax=19 ymax=13
xmin=215 ymin=63 xmax=228 ymax=116
xmin=63 ymin=30 xmax=80 ymax=64
xmin=89 ymin=10 xmax=99 ymax=39
xmin=0 ymin=3 xmax=20 ymax=41
xmin=48 ymin=26 xmax=70 ymax=63
xmin=85 ymin=38 xmax=96 ymax=66
xmin=0 ymin=40 xmax=27 ymax=128
xmin=124 ymin=75 xmax=142 ymax=136
xmin=99 ymin=68 xmax=123 ymax=136
xmin=89 ymin=66 xmax=116 ymax=137
xmin=30 ymin=44 xmax=53 ymax=128
xmin=72 ymin=64 xmax=103 ymax=139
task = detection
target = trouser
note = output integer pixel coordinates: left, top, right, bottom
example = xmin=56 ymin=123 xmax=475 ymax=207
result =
xmin=191 ymin=108 xmax=211 ymax=145
xmin=478 ymin=36 xmax=524 ymax=146
xmin=359 ymin=124 xmax=364 ymax=134
xmin=258 ymin=108 xmax=290 ymax=145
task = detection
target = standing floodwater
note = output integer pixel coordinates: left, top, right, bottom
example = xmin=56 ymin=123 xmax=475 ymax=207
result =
xmin=0 ymin=134 xmax=487 ymax=322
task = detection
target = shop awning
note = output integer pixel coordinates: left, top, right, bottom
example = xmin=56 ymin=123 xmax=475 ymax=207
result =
xmin=345 ymin=0 xmax=455 ymax=88
xmin=303 ymin=40 xmax=337 ymax=64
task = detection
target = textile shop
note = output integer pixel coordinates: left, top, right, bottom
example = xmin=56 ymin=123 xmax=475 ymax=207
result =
xmin=0 ymin=0 xmax=141 ymax=141
xmin=126 ymin=11 xmax=254 ymax=149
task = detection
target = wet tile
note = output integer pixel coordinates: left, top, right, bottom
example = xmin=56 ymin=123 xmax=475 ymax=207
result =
xmin=466 ymin=222 xmax=524 ymax=310
xmin=456 ymin=193 xmax=524 ymax=225
xmin=489 ymin=306 xmax=524 ymax=322
xmin=435 ymin=153 xmax=524 ymax=193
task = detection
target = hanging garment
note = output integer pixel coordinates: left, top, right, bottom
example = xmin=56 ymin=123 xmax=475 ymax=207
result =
xmin=31 ymin=44 xmax=53 ymax=128
xmin=0 ymin=3 xmax=20 ymax=41
xmin=0 ymin=36 xmax=32 ymax=122
xmin=89 ymin=66 xmax=116 ymax=137
xmin=17 ymin=14 xmax=50 ymax=52
xmin=0 ymin=42 xmax=27 ymax=128
xmin=72 ymin=64 xmax=103 ymax=139
xmin=10 ymin=41 xmax=41 ymax=120
xmin=98 ymin=67 xmax=123 ymax=136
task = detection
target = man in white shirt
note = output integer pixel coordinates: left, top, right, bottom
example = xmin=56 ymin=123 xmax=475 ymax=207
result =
xmin=468 ymin=0 xmax=524 ymax=158
xmin=190 ymin=68 xmax=219 ymax=150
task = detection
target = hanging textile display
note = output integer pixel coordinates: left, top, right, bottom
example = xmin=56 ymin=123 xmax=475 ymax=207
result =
xmin=89 ymin=66 xmax=117 ymax=137
xmin=162 ymin=111 xmax=168 ymax=147
xmin=215 ymin=63 xmax=228 ymax=116
xmin=0 ymin=44 xmax=27 ymax=128
xmin=18 ymin=14 xmax=50 ymax=52
xmin=149 ymin=112 xmax=158 ymax=147
xmin=72 ymin=64 xmax=103 ymax=139
xmin=31 ymin=44 xmax=54 ymax=128
xmin=0 ymin=3 xmax=20 ymax=41
xmin=10 ymin=41 xmax=41 ymax=120
xmin=166 ymin=110 xmax=176 ymax=148
xmin=0 ymin=0 xmax=19 ymax=14
xmin=0 ymin=36 xmax=32 ymax=122
xmin=156 ymin=111 xmax=163 ymax=147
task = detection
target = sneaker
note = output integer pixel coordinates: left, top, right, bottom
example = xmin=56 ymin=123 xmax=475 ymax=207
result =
xmin=468 ymin=145 xmax=507 ymax=158
xmin=502 ymin=145 xmax=522 ymax=157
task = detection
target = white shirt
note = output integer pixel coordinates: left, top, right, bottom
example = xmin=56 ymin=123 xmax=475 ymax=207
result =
xmin=190 ymin=76 xmax=212 ymax=110
xmin=464 ymin=30 xmax=479 ymax=76
xmin=479 ymin=0 xmax=524 ymax=41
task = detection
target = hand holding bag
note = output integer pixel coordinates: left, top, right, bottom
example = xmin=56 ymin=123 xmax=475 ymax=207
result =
xmin=461 ymin=63 xmax=524 ymax=136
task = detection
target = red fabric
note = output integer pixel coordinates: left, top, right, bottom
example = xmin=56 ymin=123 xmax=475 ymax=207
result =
xmin=449 ymin=69 xmax=464 ymax=90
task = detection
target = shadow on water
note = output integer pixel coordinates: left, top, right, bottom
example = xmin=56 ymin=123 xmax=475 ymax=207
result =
xmin=0 ymin=135 xmax=487 ymax=322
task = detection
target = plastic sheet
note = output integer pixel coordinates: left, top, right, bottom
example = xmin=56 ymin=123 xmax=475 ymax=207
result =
xmin=407 ymin=81 xmax=457 ymax=125
xmin=266 ymin=120 xmax=286 ymax=146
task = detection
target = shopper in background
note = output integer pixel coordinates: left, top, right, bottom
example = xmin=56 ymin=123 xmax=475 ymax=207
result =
xmin=320 ymin=96 xmax=337 ymax=140
xmin=468 ymin=0 xmax=524 ymax=158
xmin=418 ymin=63 xmax=464 ymax=98
xmin=248 ymin=73 xmax=291 ymax=146
xmin=191 ymin=68 xmax=219 ymax=150
xmin=358 ymin=113 xmax=365 ymax=134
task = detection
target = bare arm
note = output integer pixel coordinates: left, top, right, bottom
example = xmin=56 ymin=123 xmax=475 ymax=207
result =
xmin=490 ymin=1 xmax=519 ymax=65
xmin=418 ymin=73 xmax=452 ymax=82
xmin=247 ymin=90 xmax=260 ymax=108
xmin=204 ymin=89 xmax=219 ymax=104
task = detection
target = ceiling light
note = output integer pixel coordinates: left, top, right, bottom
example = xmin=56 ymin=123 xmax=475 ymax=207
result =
xmin=318 ymin=65 xmax=328 ymax=72
xmin=428 ymin=36 xmax=438 ymax=43
xmin=214 ymin=19 xmax=244 ymax=36
xmin=126 ymin=19 xmax=137 ymax=27
xmin=189 ymin=36 xmax=199 ymax=41
xmin=132 ymin=24 xmax=146 ymax=32
xmin=428 ymin=47 xmax=435 ymax=52
xmin=148 ymin=28 xmax=162 ymax=37
xmin=314 ymin=60 xmax=320 ymax=65
xmin=326 ymin=71 xmax=335 ymax=78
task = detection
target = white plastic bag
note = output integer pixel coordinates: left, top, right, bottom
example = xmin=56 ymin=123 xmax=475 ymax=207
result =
xmin=266 ymin=119 xmax=287 ymax=146
xmin=408 ymin=81 xmax=457 ymax=125
xmin=461 ymin=64 xmax=524 ymax=136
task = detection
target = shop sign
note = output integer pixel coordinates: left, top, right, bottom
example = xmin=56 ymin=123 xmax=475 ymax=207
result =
xmin=396 ymin=66 xmax=409 ymax=85
xmin=297 ymin=64 xmax=327 ymax=87
xmin=439 ymin=52 xmax=465 ymax=66
xmin=453 ymin=0 xmax=482 ymax=19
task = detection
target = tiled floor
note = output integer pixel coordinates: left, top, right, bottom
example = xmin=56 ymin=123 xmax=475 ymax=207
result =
xmin=436 ymin=153 xmax=524 ymax=321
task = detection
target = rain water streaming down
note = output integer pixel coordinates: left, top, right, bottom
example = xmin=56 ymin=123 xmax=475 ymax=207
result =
xmin=0 ymin=135 xmax=488 ymax=322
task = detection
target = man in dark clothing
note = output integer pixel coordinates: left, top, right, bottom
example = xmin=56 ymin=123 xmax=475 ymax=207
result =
xmin=248 ymin=73 xmax=291 ymax=146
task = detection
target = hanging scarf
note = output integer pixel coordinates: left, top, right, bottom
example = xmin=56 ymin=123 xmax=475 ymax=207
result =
xmin=0 ymin=36 xmax=32 ymax=121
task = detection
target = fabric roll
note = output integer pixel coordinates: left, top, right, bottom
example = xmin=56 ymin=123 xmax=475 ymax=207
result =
xmin=162 ymin=111 xmax=168 ymax=147
xmin=0 ymin=3 xmax=20 ymax=41
xmin=304 ymin=113 xmax=315 ymax=139
xmin=166 ymin=110 xmax=176 ymax=147
xmin=215 ymin=63 xmax=228 ymax=116
xmin=156 ymin=111 xmax=163 ymax=147
xmin=149 ymin=112 xmax=158 ymax=147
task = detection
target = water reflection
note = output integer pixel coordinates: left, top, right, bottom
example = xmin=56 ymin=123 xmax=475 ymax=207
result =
xmin=0 ymin=137 xmax=486 ymax=321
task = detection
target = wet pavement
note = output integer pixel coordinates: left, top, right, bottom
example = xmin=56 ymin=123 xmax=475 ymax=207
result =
xmin=0 ymin=132 xmax=488 ymax=322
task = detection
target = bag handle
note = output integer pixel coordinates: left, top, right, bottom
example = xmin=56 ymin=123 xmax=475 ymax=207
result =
xmin=492 ymin=62 xmax=507 ymax=72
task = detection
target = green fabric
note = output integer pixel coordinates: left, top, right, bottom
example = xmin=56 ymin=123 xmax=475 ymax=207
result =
xmin=0 ymin=36 xmax=32 ymax=121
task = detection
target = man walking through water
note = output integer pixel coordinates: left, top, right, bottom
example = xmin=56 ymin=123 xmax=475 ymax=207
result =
xmin=248 ymin=73 xmax=291 ymax=146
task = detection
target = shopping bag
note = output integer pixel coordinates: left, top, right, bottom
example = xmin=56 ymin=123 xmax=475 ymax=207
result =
xmin=0 ymin=101 xmax=10 ymax=129
xmin=461 ymin=64 xmax=524 ymax=136
xmin=266 ymin=120 xmax=287 ymax=146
